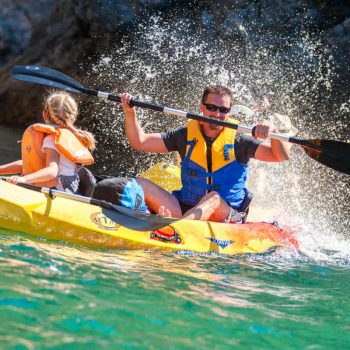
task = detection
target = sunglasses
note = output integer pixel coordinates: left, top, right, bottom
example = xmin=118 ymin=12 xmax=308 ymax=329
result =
xmin=203 ymin=103 xmax=231 ymax=114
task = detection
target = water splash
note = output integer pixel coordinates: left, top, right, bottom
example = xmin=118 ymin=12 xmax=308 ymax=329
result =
xmin=82 ymin=14 xmax=350 ymax=263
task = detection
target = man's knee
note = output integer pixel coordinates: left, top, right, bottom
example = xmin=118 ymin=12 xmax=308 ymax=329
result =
xmin=206 ymin=191 xmax=221 ymax=201
xmin=204 ymin=191 xmax=217 ymax=197
xmin=201 ymin=191 xmax=223 ymax=208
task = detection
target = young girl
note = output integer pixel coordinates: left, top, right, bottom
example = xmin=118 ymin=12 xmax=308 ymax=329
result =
xmin=0 ymin=91 xmax=96 ymax=193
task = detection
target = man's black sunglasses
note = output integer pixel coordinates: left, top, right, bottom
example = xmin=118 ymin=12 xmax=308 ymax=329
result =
xmin=203 ymin=103 xmax=231 ymax=114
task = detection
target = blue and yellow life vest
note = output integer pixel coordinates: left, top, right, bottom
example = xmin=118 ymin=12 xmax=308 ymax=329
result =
xmin=173 ymin=118 xmax=248 ymax=209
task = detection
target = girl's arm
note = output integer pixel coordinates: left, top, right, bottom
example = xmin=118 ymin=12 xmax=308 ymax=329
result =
xmin=6 ymin=149 xmax=59 ymax=184
xmin=0 ymin=160 xmax=23 ymax=174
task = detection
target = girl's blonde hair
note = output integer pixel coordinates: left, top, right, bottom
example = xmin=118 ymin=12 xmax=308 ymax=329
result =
xmin=44 ymin=91 xmax=96 ymax=151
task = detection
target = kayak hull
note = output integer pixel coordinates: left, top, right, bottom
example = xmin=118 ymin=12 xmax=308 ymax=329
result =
xmin=0 ymin=180 xmax=298 ymax=254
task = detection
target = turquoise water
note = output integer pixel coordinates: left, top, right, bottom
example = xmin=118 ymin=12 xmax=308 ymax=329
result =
xmin=1 ymin=228 xmax=350 ymax=349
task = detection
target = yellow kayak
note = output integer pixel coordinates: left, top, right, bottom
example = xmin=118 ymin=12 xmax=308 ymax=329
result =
xmin=0 ymin=165 xmax=298 ymax=255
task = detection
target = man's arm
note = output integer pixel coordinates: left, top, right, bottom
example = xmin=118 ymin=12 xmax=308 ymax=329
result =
xmin=120 ymin=93 xmax=169 ymax=153
xmin=253 ymin=123 xmax=291 ymax=162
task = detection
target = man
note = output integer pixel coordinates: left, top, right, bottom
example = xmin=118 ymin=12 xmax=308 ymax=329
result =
xmin=119 ymin=85 xmax=291 ymax=222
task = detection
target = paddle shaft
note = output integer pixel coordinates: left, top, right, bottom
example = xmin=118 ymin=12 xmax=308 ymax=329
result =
xmin=11 ymin=65 xmax=350 ymax=175
xmin=9 ymin=65 xmax=308 ymax=144
xmin=79 ymin=88 xmax=350 ymax=169
xmin=86 ymin=88 xmax=295 ymax=143
xmin=81 ymin=88 xmax=350 ymax=161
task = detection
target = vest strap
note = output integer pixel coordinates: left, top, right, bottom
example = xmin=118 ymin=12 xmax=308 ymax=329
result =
xmin=223 ymin=144 xmax=235 ymax=161
xmin=239 ymin=190 xmax=254 ymax=213
xmin=211 ymin=185 xmax=222 ymax=191
xmin=184 ymin=138 xmax=197 ymax=160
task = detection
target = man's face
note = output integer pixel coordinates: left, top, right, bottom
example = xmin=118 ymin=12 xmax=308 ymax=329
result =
xmin=199 ymin=93 xmax=231 ymax=133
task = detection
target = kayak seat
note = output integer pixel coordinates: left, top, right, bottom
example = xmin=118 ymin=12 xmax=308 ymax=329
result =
xmin=239 ymin=191 xmax=254 ymax=223
xmin=77 ymin=167 xmax=97 ymax=196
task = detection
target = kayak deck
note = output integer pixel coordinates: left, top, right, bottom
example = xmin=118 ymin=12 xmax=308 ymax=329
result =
xmin=0 ymin=180 xmax=298 ymax=255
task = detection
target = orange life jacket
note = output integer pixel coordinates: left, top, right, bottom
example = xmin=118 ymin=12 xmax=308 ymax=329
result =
xmin=21 ymin=123 xmax=94 ymax=187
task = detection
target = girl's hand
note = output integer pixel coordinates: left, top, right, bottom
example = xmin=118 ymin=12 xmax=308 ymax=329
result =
xmin=6 ymin=176 xmax=27 ymax=184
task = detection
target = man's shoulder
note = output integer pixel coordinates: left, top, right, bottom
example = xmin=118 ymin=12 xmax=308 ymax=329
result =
xmin=234 ymin=131 xmax=255 ymax=144
xmin=234 ymin=132 xmax=262 ymax=163
xmin=161 ymin=126 xmax=187 ymax=153
xmin=161 ymin=126 xmax=187 ymax=139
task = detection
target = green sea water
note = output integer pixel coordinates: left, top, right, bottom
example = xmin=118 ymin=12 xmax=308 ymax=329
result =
xmin=1 ymin=228 xmax=350 ymax=350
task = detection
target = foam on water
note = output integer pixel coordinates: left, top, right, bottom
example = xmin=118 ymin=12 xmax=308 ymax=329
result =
xmin=84 ymin=15 xmax=348 ymax=264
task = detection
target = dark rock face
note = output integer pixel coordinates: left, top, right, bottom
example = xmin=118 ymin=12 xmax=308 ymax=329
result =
xmin=0 ymin=0 xmax=115 ymax=125
xmin=0 ymin=0 xmax=349 ymax=128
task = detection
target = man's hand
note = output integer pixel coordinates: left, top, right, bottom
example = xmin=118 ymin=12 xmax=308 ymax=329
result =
xmin=253 ymin=123 xmax=276 ymax=139
xmin=119 ymin=93 xmax=135 ymax=114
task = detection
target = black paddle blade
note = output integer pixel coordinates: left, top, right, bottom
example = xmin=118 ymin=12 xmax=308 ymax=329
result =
xmin=11 ymin=65 xmax=84 ymax=93
xmin=302 ymin=139 xmax=350 ymax=175
xmin=102 ymin=203 xmax=177 ymax=231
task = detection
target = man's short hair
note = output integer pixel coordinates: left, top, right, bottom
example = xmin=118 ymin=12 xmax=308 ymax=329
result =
xmin=201 ymin=85 xmax=233 ymax=106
